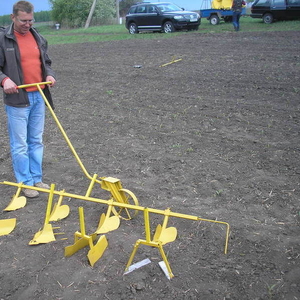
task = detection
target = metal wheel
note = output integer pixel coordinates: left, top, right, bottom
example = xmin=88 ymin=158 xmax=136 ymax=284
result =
xmin=112 ymin=188 xmax=139 ymax=220
xmin=163 ymin=21 xmax=175 ymax=33
xmin=129 ymin=22 xmax=138 ymax=34
xmin=210 ymin=14 xmax=220 ymax=25
xmin=263 ymin=13 xmax=274 ymax=24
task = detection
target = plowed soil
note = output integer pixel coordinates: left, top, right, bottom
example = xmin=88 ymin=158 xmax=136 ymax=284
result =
xmin=0 ymin=30 xmax=300 ymax=300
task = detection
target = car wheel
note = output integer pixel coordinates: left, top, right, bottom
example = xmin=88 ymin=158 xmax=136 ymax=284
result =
xmin=263 ymin=13 xmax=274 ymax=24
xmin=129 ymin=23 xmax=138 ymax=34
xmin=210 ymin=14 xmax=220 ymax=25
xmin=163 ymin=21 xmax=175 ymax=33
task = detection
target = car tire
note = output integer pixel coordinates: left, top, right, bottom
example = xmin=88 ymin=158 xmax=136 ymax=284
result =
xmin=263 ymin=13 xmax=274 ymax=24
xmin=163 ymin=21 xmax=175 ymax=33
xmin=129 ymin=22 xmax=138 ymax=34
xmin=210 ymin=14 xmax=220 ymax=25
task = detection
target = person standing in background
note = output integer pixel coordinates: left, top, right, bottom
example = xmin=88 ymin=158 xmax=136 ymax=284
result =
xmin=232 ymin=0 xmax=246 ymax=31
xmin=0 ymin=1 xmax=56 ymax=198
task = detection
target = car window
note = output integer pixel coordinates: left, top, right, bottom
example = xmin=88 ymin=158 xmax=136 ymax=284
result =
xmin=157 ymin=3 xmax=182 ymax=12
xmin=255 ymin=0 xmax=271 ymax=6
xmin=287 ymin=0 xmax=300 ymax=5
xmin=273 ymin=0 xmax=286 ymax=5
xmin=137 ymin=5 xmax=147 ymax=13
xmin=129 ymin=6 xmax=137 ymax=14
xmin=147 ymin=5 xmax=157 ymax=13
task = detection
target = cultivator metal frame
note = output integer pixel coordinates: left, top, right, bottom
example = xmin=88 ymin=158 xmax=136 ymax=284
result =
xmin=0 ymin=82 xmax=230 ymax=279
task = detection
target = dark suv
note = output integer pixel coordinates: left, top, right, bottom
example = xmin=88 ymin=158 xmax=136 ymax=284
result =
xmin=250 ymin=0 xmax=300 ymax=23
xmin=125 ymin=2 xmax=201 ymax=34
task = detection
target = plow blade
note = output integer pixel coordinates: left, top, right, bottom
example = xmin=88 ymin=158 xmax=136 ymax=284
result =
xmin=4 ymin=195 xmax=26 ymax=211
xmin=49 ymin=191 xmax=70 ymax=222
xmin=0 ymin=218 xmax=16 ymax=236
xmin=153 ymin=224 xmax=177 ymax=245
xmin=29 ymin=224 xmax=56 ymax=245
xmin=4 ymin=183 xmax=27 ymax=211
xmin=65 ymin=233 xmax=97 ymax=257
xmin=49 ymin=203 xmax=70 ymax=222
xmin=96 ymin=213 xmax=120 ymax=234
xmin=87 ymin=235 xmax=108 ymax=267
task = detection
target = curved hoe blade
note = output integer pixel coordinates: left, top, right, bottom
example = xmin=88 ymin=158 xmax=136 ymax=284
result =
xmin=159 ymin=227 xmax=177 ymax=245
xmin=49 ymin=204 xmax=70 ymax=222
xmin=0 ymin=218 xmax=16 ymax=236
xmin=4 ymin=196 xmax=26 ymax=211
xmin=88 ymin=235 xmax=108 ymax=267
xmin=29 ymin=224 xmax=56 ymax=245
xmin=154 ymin=225 xmax=177 ymax=245
xmin=96 ymin=213 xmax=120 ymax=234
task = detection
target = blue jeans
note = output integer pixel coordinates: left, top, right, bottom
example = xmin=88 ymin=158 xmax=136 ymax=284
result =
xmin=5 ymin=91 xmax=45 ymax=186
xmin=232 ymin=12 xmax=242 ymax=31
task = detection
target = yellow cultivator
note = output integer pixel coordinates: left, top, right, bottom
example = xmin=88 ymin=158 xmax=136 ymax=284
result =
xmin=0 ymin=82 xmax=231 ymax=278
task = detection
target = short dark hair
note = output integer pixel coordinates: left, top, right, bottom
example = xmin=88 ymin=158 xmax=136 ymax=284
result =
xmin=13 ymin=1 xmax=34 ymax=15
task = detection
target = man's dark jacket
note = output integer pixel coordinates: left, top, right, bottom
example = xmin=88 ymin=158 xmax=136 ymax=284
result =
xmin=0 ymin=24 xmax=55 ymax=108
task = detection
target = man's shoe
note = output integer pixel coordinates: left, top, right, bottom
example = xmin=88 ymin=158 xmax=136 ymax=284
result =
xmin=34 ymin=182 xmax=50 ymax=189
xmin=23 ymin=189 xmax=39 ymax=198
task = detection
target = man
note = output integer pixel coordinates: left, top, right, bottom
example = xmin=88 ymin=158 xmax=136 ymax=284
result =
xmin=0 ymin=1 xmax=56 ymax=198
xmin=232 ymin=0 xmax=246 ymax=31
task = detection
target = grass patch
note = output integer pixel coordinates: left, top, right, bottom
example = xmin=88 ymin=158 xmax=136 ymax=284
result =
xmin=36 ymin=17 xmax=300 ymax=45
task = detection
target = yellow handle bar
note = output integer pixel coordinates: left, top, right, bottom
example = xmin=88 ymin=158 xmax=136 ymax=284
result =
xmin=17 ymin=82 xmax=101 ymax=185
xmin=17 ymin=81 xmax=52 ymax=89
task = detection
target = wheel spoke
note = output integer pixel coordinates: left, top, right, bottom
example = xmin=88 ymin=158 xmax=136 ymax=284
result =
xmin=112 ymin=188 xmax=139 ymax=220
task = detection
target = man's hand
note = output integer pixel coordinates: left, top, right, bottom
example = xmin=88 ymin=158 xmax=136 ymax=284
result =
xmin=3 ymin=78 xmax=18 ymax=94
xmin=46 ymin=76 xmax=56 ymax=87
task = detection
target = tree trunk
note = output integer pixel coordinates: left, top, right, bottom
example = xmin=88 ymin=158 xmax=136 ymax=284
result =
xmin=116 ymin=0 xmax=120 ymax=24
xmin=85 ymin=0 xmax=98 ymax=29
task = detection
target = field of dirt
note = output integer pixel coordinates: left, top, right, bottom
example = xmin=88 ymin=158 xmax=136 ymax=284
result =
xmin=0 ymin=30 xmax=300 ymax=300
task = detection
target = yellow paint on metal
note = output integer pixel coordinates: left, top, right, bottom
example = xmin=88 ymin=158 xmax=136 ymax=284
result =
xmin=29 ymin=184 xmax=61 ymax=245
xmin=0 ymin=218 xmax=16 ymax=236
xmin=3 ymin=182 xmax=27 ymax=211
xmin=159 ymin=56 xmax=182 ymax=67
xmin=102 ymin=177 xmax=139 ymax=220
xmin=125 ymin=208 xmax=175 ymax=278
xmin=212 ymin=0 xmax=233 ymax=9
xmin=153 ymin=209 xmax=177 ymax=245
xmin=95 ymin=199 xmax=120 ymax=234
xmin=49 ymin=190 xmax=70 ymax=222
xmin=65 ymin=207 xmax=108 ymax=267
xmin=88 ymin=235 xmax=108 ymax=267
